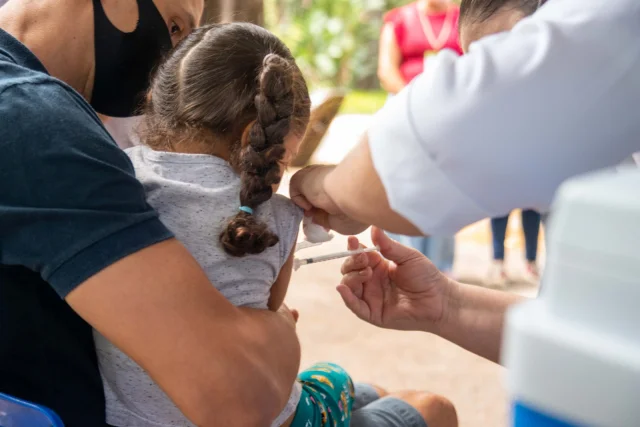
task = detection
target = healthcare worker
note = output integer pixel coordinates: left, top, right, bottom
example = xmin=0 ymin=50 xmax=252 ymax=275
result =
xmin=290 ymin=0 xmax=640 ymax=237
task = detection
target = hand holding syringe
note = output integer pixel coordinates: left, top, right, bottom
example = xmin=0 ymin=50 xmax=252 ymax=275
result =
xmin=294 ymin=214 xmax=380 ymax=270
xmin=294 ymin=246 xmax=380 ymax=271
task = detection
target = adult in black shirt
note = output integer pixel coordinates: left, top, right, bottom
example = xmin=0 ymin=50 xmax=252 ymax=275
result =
xmin=0 ymin=1 xmax=301 ymax=425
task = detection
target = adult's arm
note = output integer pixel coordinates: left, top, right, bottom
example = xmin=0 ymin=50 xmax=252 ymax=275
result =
xmin=69 ymin=240 xmax=300 ymax=426
xmin=438 ymin=282 xmax=524 ymax=363
xmin=290 ymin=149 xmax=421 ymax=235
xmin=293 ymin=0 xmax=640 ymax=235
xmin=0 ymin=84 xmax=299 ymax=426
xmin=378 ymin=22 xmax=406 ymax=95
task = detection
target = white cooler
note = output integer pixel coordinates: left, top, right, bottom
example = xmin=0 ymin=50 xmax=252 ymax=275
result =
xmin=502 ymin=169 xmax=640 ymax=427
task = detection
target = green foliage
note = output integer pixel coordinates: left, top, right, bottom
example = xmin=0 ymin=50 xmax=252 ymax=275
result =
xmin=265 ymin=0 xmax=406 ymax=88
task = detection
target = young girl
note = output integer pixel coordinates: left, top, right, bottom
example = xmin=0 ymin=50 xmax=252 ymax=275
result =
xmin=93 ymin=23 xmax=354 ymax=427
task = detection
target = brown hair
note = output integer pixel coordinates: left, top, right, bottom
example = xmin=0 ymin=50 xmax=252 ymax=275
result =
xmin=142 ymin=23 xmax=310 ymax=257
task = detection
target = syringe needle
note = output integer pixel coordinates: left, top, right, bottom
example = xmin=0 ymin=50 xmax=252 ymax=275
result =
xmin=294 ymin=246 xmax=380 ymax=271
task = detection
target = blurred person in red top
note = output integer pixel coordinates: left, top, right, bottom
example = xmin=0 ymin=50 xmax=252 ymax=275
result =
xmin=378 ymin=0 xmax=462 ymax=94
xmin=377 ymin=0 xmax=462 ymax=275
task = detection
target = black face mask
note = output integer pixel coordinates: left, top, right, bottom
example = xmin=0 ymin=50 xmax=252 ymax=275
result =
xmin=91 ymin=0 xmax=172 ymax=118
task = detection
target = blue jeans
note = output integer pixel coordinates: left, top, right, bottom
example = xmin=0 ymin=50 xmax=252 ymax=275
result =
xmin=388 ymin=234 xmax=455 ymax=272
xmin=490 ymin=210 xmax=541 ymax=262
xmin=351 ymin=384 xmax=427 ymax=427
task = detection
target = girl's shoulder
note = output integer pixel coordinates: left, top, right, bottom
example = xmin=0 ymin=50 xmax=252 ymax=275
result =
xmin=269 ymin=194 xmax=304 ymax=229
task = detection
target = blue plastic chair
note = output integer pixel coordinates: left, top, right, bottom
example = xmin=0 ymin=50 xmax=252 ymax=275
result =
xmin=0 ymin=393 xmax=64 ymax=427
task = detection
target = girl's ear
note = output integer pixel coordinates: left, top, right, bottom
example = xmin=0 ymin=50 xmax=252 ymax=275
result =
xmin=240 ymin=120 xmax=257 ymax=148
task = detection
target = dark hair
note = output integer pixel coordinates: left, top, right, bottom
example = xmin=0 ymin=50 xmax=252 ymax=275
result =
xmin=142 ymin=23 xmax=310 ymax=257
xmin=459 ymin=0 xmax=543 ymax=26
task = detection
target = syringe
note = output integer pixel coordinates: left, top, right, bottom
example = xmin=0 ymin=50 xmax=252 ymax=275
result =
xmin=293 ymin=246 xmax=380 ymax=271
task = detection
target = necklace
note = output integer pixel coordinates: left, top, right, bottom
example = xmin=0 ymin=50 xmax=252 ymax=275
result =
xmin=417 ymin=3 xmax=455 ymax=52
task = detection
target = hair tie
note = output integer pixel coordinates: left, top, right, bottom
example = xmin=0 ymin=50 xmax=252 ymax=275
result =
xmin=239 ymin=206 xmax=254 ymax=215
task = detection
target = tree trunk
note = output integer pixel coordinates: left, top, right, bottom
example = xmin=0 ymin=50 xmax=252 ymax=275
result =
xmin=203 ymin=0 xmax=264 ymax=25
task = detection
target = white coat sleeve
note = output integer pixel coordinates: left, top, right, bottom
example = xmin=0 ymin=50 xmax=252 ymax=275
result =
xmin=368 ymin=0 xmax=640 ymax=235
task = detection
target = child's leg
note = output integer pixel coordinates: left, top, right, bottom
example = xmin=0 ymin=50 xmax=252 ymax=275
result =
xmin=291 ymin=362 xmax=355 ymax=427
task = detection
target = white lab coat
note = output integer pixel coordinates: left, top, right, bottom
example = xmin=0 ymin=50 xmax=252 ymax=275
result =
xmin=368 ymin=0 xmax=640 ymax=235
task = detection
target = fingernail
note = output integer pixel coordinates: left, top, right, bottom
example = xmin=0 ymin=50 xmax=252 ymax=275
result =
xmin=359 ymin=270 xmax=368 ymax=276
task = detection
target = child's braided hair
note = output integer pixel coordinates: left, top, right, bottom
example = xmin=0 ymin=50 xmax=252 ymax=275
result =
xmin=141 ymin=23 xmax=310 ymax=257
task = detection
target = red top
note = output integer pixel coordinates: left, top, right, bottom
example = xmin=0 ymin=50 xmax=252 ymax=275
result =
xmin=384 ymin=3 xmax=462 ymax=83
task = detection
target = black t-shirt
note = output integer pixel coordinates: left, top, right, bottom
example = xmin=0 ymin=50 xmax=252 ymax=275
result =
xmin=0 ymin=30 xmax=173 ymax=426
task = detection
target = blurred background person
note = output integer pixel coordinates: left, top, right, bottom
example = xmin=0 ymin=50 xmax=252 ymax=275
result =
xmin=378 ymin=0 xmax=462 ymax=95
xmin=377 ymin=0 xmax=462 ymax=274
xmin=487 ymin=210 xmax=541 ymax=288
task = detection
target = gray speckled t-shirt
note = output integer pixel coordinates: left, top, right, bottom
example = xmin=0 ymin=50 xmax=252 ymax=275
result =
xmin=94 ymin=145 xmax=303 ymax=427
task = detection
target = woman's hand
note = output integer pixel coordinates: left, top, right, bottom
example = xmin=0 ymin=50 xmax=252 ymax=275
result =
xmin=337 ymin=227 xmax=453 ymax=332
xmin=291 ymin=166 xmax=370 ymax=235
xmin=290 ymin=165 xmax=341 ymax=214
xmin=308 ymin=208 xmax=369 ymax=237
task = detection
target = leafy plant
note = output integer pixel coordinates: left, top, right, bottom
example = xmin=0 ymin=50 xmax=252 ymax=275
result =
xmin=265 ymin=0 xmax=406 ymax=88
xmin=340 ymin=90 xmax=388 ymax=114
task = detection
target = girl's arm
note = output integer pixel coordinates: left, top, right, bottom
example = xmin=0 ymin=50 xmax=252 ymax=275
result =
xmin=268 ymin=236 xmax=297 ymax=311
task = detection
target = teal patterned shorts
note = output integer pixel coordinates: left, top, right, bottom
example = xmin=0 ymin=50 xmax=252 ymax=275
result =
xmin=291 ymin=362 xmax=355 ymax=427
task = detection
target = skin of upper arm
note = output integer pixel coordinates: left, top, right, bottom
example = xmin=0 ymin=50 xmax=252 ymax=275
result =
xmin=268 ymin=236 xmax=297 ymax=311
xmin=324 ymin=134 xmax=422 ymax=236
xmin=66 ymin=238 xmax=290 ymax=426
xmin=378 ymin=23 xmax=402 ymax=73
xmin=378 ymin=23 xmax=404 ymax=90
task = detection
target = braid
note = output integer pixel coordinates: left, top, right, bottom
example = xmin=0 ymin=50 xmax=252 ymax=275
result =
xmin=139 ymin=23 xmax=310 ymax=258
xmin=219 ymin=54 xmax=295 ymax=257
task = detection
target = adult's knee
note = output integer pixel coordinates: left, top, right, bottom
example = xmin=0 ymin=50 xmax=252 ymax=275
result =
xmin=390 ymin=391 xmax=458 ymax=427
